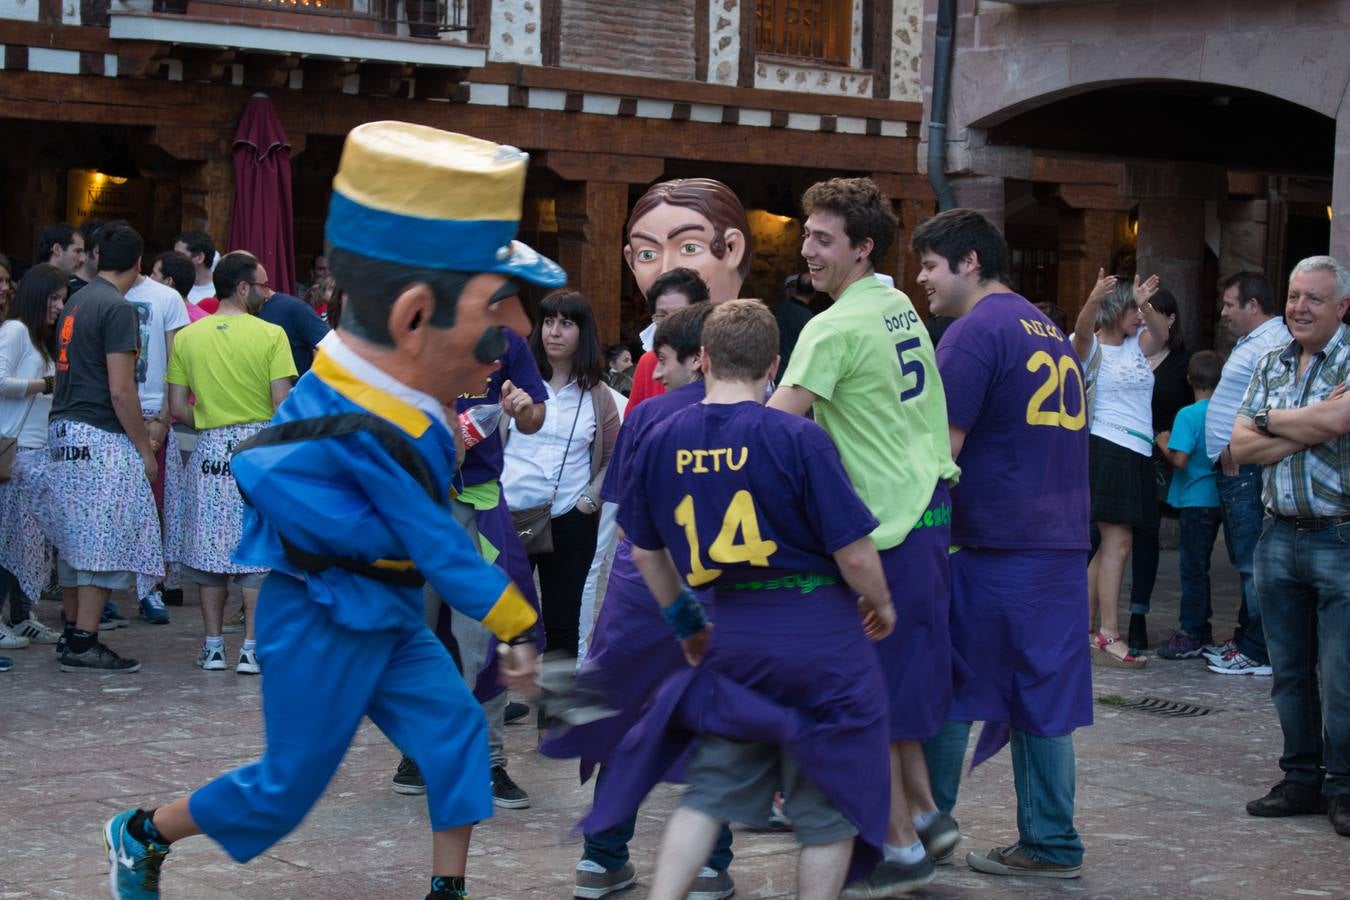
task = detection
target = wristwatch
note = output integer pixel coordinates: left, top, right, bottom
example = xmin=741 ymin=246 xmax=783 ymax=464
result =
xmin=579 ymin=494 xmax=597 ymax=513
xmin=1253 ymin=407 xmax=1272 ymax=435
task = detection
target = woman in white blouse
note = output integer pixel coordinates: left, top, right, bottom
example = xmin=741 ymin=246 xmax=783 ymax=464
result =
xmin=502 ymin=290 xmax=619 ymax=659
xmin=1071 ymin=271 xmax=1170 ymax=667
xmin=0 ymin=264 xmax=67 ymax=648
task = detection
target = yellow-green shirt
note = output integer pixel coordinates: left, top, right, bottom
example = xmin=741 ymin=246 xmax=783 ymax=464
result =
xmin=166 ymin=313 xmax=296 ymax=429
xmin=779 ymin=275 xmax=959 ymax=550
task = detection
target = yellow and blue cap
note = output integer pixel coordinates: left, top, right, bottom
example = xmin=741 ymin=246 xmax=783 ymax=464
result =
xmin=326 ymin=121 xmax=566 ymax=287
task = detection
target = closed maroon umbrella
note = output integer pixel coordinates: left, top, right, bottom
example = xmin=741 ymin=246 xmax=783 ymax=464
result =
xmin=227 ymin=93 xmax=295 ymax=297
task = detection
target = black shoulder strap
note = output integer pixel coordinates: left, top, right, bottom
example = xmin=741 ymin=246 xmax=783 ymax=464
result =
xmin=229 ymin=412 xmax=441 ymax=587
xmin=231 ymin=412 xmax=439 ymax=502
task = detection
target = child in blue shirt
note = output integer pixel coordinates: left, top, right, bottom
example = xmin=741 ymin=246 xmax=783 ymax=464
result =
xmin=1156 ymin=351 xmax=1225 ymax=659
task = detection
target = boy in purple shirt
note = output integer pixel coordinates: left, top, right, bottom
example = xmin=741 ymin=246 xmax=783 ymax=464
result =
xmin=591 ymin=301 xmax=896 ymax=900
xmin=912 ymin=209 xmax=1091 ymax=879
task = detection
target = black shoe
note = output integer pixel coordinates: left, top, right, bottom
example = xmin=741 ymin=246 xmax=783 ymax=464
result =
xmin=59 ymin=642 xmax=140 ymax=674
xmin=840 ymin=856 xmax=935 ymax=898
xmin=504 ymin=700 xmax=530 ymax=724
xmin=1128 ymin=613 xmax=1148 ymax=653
xmin=916 ymin=811 xmax=961 ymax=857
xmin=1329 ymin=797 xmax=1350 ymax=836
xmin=392 ymin=755 xmax=426 ymax=795
xmin=491 ymin=765 xmax=529 ymax=809
xmin=161 ymin=587 xmax=184 ymax=607
xmin=1247 ymin=780 xmax=1327 ymax=817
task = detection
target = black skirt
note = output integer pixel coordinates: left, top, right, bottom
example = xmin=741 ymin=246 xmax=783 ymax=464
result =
xmin=1088 ymin=434 xmax=1156 ymax=526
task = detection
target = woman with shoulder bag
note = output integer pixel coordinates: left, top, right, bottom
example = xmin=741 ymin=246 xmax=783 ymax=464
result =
xmin=502 ymin=290 xmax=620 ymax=659
xmin=1072 ymin=270 xmax=1171 ymax=668
xmin=0 ymin=264 xmax=67 ymax=648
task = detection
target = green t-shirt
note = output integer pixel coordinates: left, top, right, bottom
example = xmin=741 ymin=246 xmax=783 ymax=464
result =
xmin=779 ymin=275 xmax=959 ymax=550
xmin=166 ymin=313 xmax=296 ymax=430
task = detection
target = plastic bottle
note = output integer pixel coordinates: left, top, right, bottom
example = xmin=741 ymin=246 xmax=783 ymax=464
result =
xmin=458 ymin=403 xmax=503 ymax=450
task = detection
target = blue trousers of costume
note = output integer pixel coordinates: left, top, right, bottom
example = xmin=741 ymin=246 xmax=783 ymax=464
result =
xmin=189 ymin=573 xmax=492 ymax=863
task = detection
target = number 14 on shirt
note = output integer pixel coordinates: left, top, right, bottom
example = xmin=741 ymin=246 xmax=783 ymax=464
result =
xmin=673 ymin=491 xmax=779 ymax=587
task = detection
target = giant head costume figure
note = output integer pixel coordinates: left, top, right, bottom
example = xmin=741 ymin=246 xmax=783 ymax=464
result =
xmin=325 ymin=122 xmax=566 ymax=401
xmin=624 ymin=178 xmax=753 ymax=304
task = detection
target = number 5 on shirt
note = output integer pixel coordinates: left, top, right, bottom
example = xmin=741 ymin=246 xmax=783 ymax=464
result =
xmin=1025 ymin=351 xmax=1086 ymax=430
xmin=673 ymin=490 xmax=779 ymax=586
xmin=895 ymin=337 xmax=926 ymax=402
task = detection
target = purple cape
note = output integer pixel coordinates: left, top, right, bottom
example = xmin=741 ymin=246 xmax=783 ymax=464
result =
xmin=581 ymin=586 xmax=890 ymax=884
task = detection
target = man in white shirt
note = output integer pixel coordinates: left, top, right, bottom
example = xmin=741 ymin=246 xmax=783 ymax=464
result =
xmin=126 ymin=273 xmax=192 ymax=622
xmin=1202 ymin=272 xmax=1291 ymax=676
xmin=174 ymin=230 xmax=218 ymax=308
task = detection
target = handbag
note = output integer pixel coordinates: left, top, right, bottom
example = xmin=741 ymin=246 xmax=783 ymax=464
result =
xmin=510 ymin=388 xmax=584 ymax=555
xmin=0 ymin=395 xmax=38 ymax=483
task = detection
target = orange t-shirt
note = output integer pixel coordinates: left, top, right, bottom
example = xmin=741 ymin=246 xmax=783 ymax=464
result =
xmin=625 ymin=350 xmax=665 ymax=414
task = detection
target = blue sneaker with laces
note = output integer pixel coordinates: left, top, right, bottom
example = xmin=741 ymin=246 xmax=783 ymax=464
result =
xmin=104 ymin=809 xmax=170 ymax=899
xmin=138 ymin=592 xmax=170 ymax=625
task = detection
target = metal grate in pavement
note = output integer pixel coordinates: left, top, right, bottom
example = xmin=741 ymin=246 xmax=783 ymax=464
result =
xmin=1097 ymin=696 xmax=1220 ymax=718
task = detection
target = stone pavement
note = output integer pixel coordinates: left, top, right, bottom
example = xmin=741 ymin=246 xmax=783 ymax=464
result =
xmin=2 ymin=537 xmax=1347 ymax=899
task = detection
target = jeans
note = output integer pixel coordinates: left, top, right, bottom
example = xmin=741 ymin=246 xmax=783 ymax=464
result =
xmin=1253 ymin=518 xmax=1350 ymax=798
xmin=1218 ymin=466 xmax=1267 ymax=663
xmin=923 ymin=720 xmax=1084 ymax=866
xmin=582 ymin=766 xmax=735 ymax=872
xmin=0 ymin=566 xmax=31 ymax=625
xmin=1177 ymin=506 xmax=1223 ymax=640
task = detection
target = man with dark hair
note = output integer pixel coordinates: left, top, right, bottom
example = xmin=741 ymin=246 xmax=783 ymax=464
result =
xmin=36 ymin=223 xmax=86 ymax=284
xmin=591 ymin=299 xmax=895 ymax=900
xmin=910 ymin=207 xmax=1091 ymax=880
xmin=774 ymin=273 xmax=816 ymax=375
xmin=43 ymin=222 xmax=162 ymax=673
xmin=541 ymin=300 xmax=735 ymax=900
xmin=626 ymin=267 xmax=716 ymax=409
xmin=1231 ymin=255 xmax=1350 ymax=835
xmin=104 ymin=123 xmax=559 ymax=900
xmin=623 ymin=180 xmax=751 ymax=412
xmin=67 ymin=220 xmax=107 ymax=295
xmin=1200 ymin=270 xmax=1289 ymax=676
xmin=173 ymin=230 xmax=219 ymax=311
xmin=151 ymin=252 xmax=198 ymax=306
xmin=217 ymin=250 xmax=331 ymax=376
xmin=771 ymin=177 xmax=960 ymax=894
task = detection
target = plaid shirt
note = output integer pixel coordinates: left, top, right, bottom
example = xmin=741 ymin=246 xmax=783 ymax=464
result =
xmin=1239 ymin=324 xmax=1350 ymax=516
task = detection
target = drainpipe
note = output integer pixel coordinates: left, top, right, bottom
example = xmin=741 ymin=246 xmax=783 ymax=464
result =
xmin=927 ymin=0 xmax=958 ymax=211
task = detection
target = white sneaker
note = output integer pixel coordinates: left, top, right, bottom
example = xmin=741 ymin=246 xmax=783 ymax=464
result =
xmin=0 ymin=622 xmax=31 ymax=650
xmin=197 ymin=643 xmax=227 ymax=671
xmin=236 ymin=647 xmax=260 ymax=675
xmin=1206 ymin=650 xmax=1272 ymax=676
xmin=9 ymin=617 xmax=61 ymax=644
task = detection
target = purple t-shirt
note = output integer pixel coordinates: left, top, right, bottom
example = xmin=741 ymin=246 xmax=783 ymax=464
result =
xmin=620 ymin=401 xmax=879 ymax=586
xmin=601 ymin=380 xmax=706 ymax=505
xmin=936 ymin=293 xmax=1090 ymax=550
xmin=455 ymin=330 xmax=548 ymax=487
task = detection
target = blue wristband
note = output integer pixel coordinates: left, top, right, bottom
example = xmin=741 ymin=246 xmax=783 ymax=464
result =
xmin=661 ymin=589 xmax=708 ymax=640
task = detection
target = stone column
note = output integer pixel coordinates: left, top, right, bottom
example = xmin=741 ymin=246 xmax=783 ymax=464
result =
xmin=1057 ymin=207 xmax=1119 ymax=329
xmin=554 ymin=180 xmax=630 ymax=344
xmin=949 ymin=176 xmax=1005 ymax=232
xmin=1136 ymin=197 xmax=1205 ymax=352
xmin=1334 ymin=105 xmax=1350 ymax=263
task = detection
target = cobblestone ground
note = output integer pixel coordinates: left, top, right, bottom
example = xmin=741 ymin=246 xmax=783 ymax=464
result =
xmin=3 ymin=535 xmax=1347 ymax=898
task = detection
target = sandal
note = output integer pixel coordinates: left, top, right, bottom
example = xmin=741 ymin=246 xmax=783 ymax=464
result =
xmin=1091 ymin=632 xmax=1148 ymax=669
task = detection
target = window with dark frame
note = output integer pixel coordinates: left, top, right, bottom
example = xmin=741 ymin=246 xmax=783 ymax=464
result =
xmin=754 ymin=0 xmax=853 ymax=66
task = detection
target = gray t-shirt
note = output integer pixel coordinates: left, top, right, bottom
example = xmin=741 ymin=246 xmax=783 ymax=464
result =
xmin=51 ymin=276 xmax=140 ymax=434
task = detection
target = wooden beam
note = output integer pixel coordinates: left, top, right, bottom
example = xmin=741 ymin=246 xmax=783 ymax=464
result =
xmin=540 ymin=0 xmax=561 ymax=67
xmin=1055 ymin=184 xmax=1136 ymax=211
xmin=116 ymin=40 xmax=171 ymax=78
xmin=1031 ymin=155 xmax=1125 ymax=186
xmin=0 ymin=21 xmax=119 ymax=53
xmin=473 ymin=62 xmax=923 ymax=122
xmin=358 ymin=63 xmax=413 ymax=97
xmin=301 ymin=59 xmax=358 ymax=93
xmin=244 ymin=53 xmax=300 ymax=90
xmin=181 ymin=49 xmax=238 ymax=84
xmin=862 ymin=0 xmax=892 ymax=100
xmin=737 ymin=0 xmax=755 ymax=88
xmin=4 ymin=47 xmax=28 ymax=72
xmin=0 ymin=72 xmax=921 ymax=174
xmin=416 ymin=67 xmax=469 ymax=101
xmin=694 ymin=0 xmax=709 ymax=82
xmin=144 ymin=125 xmax=231 ymax=162
xmin=538 ymin=151 xmax=664 ymax=185
xmin=555 ymin=181 xmax=628 ymax=343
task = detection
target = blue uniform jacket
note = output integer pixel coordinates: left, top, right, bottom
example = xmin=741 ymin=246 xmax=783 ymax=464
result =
xmin=231 ymin=347 xmax=536 ymax=639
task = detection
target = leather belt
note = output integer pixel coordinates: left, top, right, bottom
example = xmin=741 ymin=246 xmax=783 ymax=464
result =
xmin=1267 ymin=511 xmax=1350 ymax=532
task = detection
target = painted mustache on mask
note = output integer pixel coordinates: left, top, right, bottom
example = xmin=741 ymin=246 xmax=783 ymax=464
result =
xmin=473 ymin=326 xmax=508 ymax=364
